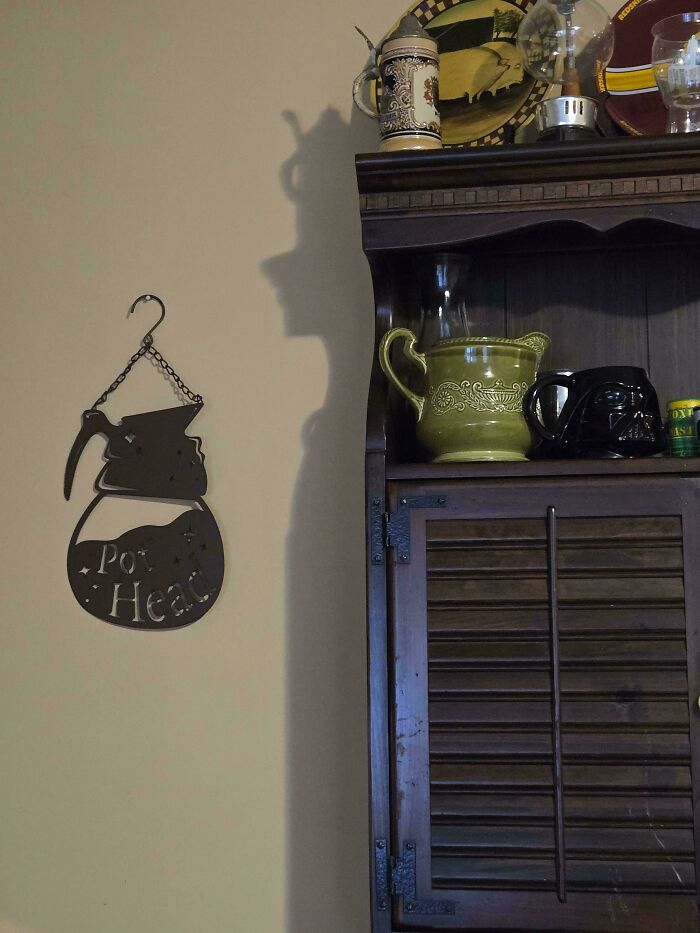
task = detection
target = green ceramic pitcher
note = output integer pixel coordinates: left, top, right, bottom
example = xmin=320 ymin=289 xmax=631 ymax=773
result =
xmin=379 ymin=329 xmax=550 ymax=461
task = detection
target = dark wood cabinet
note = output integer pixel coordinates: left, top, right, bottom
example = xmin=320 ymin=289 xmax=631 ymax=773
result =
xmin=389 ymin=478 xmax=700 ymax=931
xmin=358 ymin=137 xmax=700 ymax=932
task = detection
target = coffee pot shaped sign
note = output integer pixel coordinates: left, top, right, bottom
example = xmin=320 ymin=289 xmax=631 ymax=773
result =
xmin=64 ymin=296 xmax=224 ymax=630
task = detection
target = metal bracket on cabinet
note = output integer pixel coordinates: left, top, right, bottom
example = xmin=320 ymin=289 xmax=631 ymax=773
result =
xmin=369 ymin=495 xmax=447 ymax=565
xmin=374 ymin=840 xmax=456 ymax=916
xmin=369 ymin=496 xmax=386 ymax=566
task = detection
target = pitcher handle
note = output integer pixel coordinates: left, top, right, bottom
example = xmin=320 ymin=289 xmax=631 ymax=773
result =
xmin=518 ymin=332 xmax=550 ymax=364
xmin=379 ymin=328 xmax=426 ymax=420
xmin=524 ymin=373 xmax=576 ymax=443
xmin=352 ymin=64 xmax=380 ymax=119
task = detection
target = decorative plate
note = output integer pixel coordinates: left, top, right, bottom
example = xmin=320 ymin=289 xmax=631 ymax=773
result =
xmin=397 ymin=0 xmax=549 ymax=146
xmin=599 ymin=0 xmax=691 ymax=136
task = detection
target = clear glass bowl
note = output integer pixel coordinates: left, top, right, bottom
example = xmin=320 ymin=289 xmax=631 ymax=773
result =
xmin=652 ymin=12 xmax=700 ymax=133
xmin=517 ymin=0 xmax=614 ymax=89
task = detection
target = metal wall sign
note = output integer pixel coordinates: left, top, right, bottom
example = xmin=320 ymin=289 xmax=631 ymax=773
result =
xmin=64 ymin=295 xmax=224 ymax=630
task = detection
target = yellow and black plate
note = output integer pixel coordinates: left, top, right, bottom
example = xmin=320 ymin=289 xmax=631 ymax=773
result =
xmin=403 ymin=0 xmax=548 ymax=146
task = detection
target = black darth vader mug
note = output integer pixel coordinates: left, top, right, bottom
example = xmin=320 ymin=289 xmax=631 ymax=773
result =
xmin=524 ymin=366 xmax=665 ymax=458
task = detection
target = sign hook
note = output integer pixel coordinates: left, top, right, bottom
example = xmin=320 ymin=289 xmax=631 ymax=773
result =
xmin=129 ymin=294 xmax=166 ymax=346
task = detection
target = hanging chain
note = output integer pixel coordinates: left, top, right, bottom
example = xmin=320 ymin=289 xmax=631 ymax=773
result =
xmin=90 ymin=336 xmax=203 ymax=409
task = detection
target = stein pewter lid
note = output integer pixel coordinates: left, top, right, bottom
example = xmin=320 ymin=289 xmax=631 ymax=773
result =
xmin=385 ymin=13 xmax=433 ymax=43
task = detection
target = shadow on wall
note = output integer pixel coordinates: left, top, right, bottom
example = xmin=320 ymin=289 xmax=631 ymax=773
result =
xmin=262 ymin=107 xmax=378 ymax=933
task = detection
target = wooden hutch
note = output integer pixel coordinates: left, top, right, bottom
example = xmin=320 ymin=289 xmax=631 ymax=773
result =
xmin=357 ymin=135 xmax=700 ymax=932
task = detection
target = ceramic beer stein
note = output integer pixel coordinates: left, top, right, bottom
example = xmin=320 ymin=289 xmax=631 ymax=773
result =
xmin=379 ymin=328 xmax=549 ymax=461
xmin=352 ymin=14 xmax=442 ymax=151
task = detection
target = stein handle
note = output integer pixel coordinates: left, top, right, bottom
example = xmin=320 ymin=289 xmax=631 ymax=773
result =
xmin=379 ymin=328 xmax=426 ymax=421
xmin=524 ymin=374 xmax=576 ymax=443
xmin=352 ymin=64 xmax=380 ymax=119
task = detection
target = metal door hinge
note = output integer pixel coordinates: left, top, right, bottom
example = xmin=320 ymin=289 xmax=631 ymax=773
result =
xmin=369 ymin=495 xmax=446 ymax=565
xmin=374 ymin=840 xmax=456 ymax=916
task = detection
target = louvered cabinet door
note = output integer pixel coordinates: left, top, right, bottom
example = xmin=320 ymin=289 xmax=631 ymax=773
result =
xmin=388 ymin=477 xmax=700 ymax=932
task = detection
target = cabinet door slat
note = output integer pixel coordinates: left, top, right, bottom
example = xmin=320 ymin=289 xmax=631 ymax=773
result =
xmin=432 ymin=825 xmax=696 ymax=857
xmin=429 ymin=669 xmax=688 ymax=698
xmin=432 ymin=857 xmax=696 ymax=891
xmin=431 ymin=763 xmax=692 ymax=792
xmin=428 ymin=545 xmax=683 ymax=575
xmin=431 ymin=792 xmax=694 ymax=825
xmin=430 ymin=699 xmax=690 ymax=727
xmin=428 ymin=606 xmax=687 ymax=637
xmin=429 ymin=730 xmax=690 ymax=762
xmin=429 ymin=575 xmax=685 ymax=605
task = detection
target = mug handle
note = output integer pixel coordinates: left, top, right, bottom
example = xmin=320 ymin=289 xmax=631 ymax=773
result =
xmin=379 ymin=328 xmax=426 ymax=420
xmin=352 ymin=64 xmax=380 ymax=119
xmin=524 ymin=373 xmax=577 ymax=443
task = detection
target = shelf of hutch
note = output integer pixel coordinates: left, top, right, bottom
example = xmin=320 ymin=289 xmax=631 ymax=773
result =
xmin=386 ymin=457 xmax=700 ymax=481
xmin=358 ymin=136 xmax=700 ymax=933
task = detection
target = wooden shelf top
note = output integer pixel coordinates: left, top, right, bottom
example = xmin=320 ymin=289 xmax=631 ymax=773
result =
xmin=356 ymin=134 xmax=700 ymax=194
xmin=386 ymin=456 xmax=700 ymax=482
xmin=356 ymin=135 xmax=700 ymax=251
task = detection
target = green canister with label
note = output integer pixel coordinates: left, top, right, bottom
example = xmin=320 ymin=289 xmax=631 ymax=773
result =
xmin=668 ymin=398 xmax=700 ymax=456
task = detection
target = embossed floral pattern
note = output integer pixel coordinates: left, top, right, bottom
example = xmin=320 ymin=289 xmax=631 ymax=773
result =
xmin=433 ymin=385 xmax=458 ymax=412
xmin=380 ymin=56 xmax=440 ymax=135
xmin=430 ymin=379 xmax=529 ymax=414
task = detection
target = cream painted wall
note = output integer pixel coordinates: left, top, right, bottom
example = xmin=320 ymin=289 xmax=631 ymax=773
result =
xmin=0 ymin=2 xmax=398 ymax=931
xmin=1 ymin=1 xmax=629 ymax=929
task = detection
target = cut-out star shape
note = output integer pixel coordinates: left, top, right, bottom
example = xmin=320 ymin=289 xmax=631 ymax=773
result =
xmin=79 ymin=566 xmax=90 ymax=575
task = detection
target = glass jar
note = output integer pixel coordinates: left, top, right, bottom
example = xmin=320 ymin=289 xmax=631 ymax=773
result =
xmin=416 ymin=252 xmax=473 ymax=352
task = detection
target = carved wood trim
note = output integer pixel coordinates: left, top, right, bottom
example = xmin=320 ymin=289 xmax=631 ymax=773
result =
xmin=359 ymin=173 xmax=700 ymax=215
